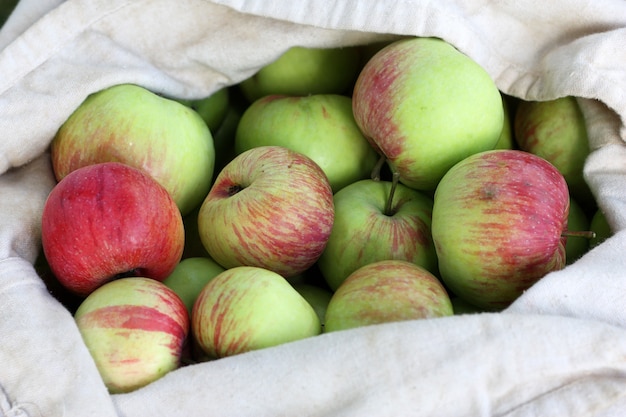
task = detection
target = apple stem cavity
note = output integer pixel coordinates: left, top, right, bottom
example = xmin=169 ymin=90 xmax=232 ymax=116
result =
xmin=562 ymin=230 xmax=597 ymax=239
xmin=371 ymin=154 xmax=387 ymax=181
xmin=228 ymin=184 xmax=243 ymax=196
xmin=384 ymin=171 xmax=401 ymax=216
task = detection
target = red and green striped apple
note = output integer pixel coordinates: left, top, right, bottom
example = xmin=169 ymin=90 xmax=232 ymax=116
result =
xmin=431 ymin=149 xmax=570 ymax=310
xmin=192 ymin=266 xmax=321 ymax=358
xmin=324 ymin=260 xmax=453 ymax=332
xmin=74 ymin=277 xmax=189 ymax=394
xmin=197 ymin=146 xmax=334 ymax=278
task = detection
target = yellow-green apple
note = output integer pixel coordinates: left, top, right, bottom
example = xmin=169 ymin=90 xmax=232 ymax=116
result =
xmin=352 ymin=37 xmax=504 ymax=191
xmin=234 ymin=94 xmax=379 ymax=192
xmin=239 ymin=46 xmax=361 ymax=102
xmin=317 ymin=178 xmax=437 ymax=291
xmin=162 ymin=256 xmax=226 ymax=315
xmin=431 ymin=149 xmax=570 ymax=310
xmin=514 ymin=96 xmax=593 ymax=211
xmin=192 ymin=266 xmax=321 ymax=358
xmin=175 ymin=87 xmax=230 ymax=133
xmin=565 ymin=198 xmax=591 ymax=264
xmin=590 ymin=209 xmax=612 ymax=248
xmin=197 ymin=146 xmax=334 ymax=278
xmin=41 ymin=162 xmax=185 ymax=297
xmin=494 ymin=95 xmax=515 ymax=150
xmin=291 ymin=282 xmax=334 ymax=327
xmin=324 ymin=260 xmax=453 ymax=332
xmin=74 ymin=277 xmax=189 ymax=393
xmin=51 ymin=83 xmax=215 ymax=216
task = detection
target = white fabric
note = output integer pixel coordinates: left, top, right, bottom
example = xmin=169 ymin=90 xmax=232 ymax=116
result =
xmin=0 ymin=1 xmax=625 ymax=416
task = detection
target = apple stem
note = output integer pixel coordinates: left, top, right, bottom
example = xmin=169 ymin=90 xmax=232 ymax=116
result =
xmin=562 ymin=230 xmax=597 ymax=239
xmin=371 ymin=154 xmax=387 ymax=181
xmin=384 ymin=170 xmax=401 ymax=216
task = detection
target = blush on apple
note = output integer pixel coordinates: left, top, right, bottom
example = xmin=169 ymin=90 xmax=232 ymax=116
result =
xmin=431 ymin=149 xmax=572 ymax=310
xmin=41 ymin=162 xmax=185 ymax=297
xmin=74 ymin=277 xmax=189 ymax=393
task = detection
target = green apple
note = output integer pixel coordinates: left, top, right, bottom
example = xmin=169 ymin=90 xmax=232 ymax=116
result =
xmin=450 ymin=296 xmax=484 ymax=315
xmin=352 ymin=37 xmax=504 ymax=191
xmin=324 ymin=260 xmax=453 ymax=332
xmin=239 ymin=46 xmax=361 ymax=102
xmin=590 ymin=209 xmax=613 ymax=248
xmin=514 ymin=96 xmax=593 ymax=211
xmin=74 ymin=277 xmax=189 ymax=393
xmin=432 ymin=149 xmax=570 ymax=310
xmin=493 ymin=95 xmax=515 ymax=150
xmin=565 ymin=198 xmax=591 ymax=264
xmin=197 ymin=146 xmax=334 ymax=278
xmin=162 ymin=257 xmax=226 ymax=315
xmin=291 ymin=283 xmax=333 ymax=327
xmin=235 ymin=94 xmax=379 ymax=192
xmin=51 ymin=84 xmax=215 ymax=216
xmin=192 ymin=266 xmax=321 ymax=358
xmin=317 ymin=178 xmax=438 ymax=291
xmin=176 ymin=87 xmax=230 ymax=133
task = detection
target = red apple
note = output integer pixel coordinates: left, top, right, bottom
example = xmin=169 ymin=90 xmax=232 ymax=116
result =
xmin=197 ymin=146 xmax=334 ymax=278
xmin=431 ymin=149 xmax=570 ymax=310
xmin=74 ymin=277 xmax=189 ymax=393
xmin=41 ymin=162 xmax=185 ymax=297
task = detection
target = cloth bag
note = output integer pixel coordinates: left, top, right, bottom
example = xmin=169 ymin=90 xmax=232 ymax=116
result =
xmin=1 ymin=1 xmax=626 ymax=416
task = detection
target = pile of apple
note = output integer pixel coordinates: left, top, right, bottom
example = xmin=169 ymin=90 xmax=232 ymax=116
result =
xmin=38 ymin=36 xmax=611 ymax=393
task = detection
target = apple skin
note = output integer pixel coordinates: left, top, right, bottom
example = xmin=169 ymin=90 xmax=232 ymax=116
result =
xmin=234 ymin=94 xmax=379 ymax=193
xmin=192 ymin=266 xmax=321 ymax=358
xmin=291 ymin=282 xmax=334 ymax=327
xmin=589 ymin=209 xmax=612 ymax=249
xmin=324 ymin=260 xmax=453 ymax=333
xmin=514 ymin=96 xmax=593 ymax=211
xmin=317 ymin=178 xmax=438 ymax=291
xmin=565 ymin=198 xmax=590 ymax=264
xmin=51 ymin=83 xmax=215 ymax=216
xmin=176 ymin=87 xmax=230 ymax=133
xmin=197 ymin=146 xmax=334 ymax=278
xmin=74 ymin=277 xmax=189 ymax=394
xmin=431 ymin=149 xmax=569 ymax=310
xmin=41 ymin=162 xmax=185 ymax=297
xmin=162 ymin=256 xmax=226 ymax=315
xmin=239 ymin=46 xmax=361 ymax=102
xmin=352 ymin=37 xmax=504 ymax=191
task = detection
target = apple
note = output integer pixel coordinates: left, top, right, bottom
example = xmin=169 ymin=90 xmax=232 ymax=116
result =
xmin=514 ymin=96 xmax=593 ymax=211
xmin=197 ymin=146 xmax=334 ymax=278
xmin=324 ymin=260 xmax=453 ymax=333
xmin=493 ymin=95 xmax=515 ymax=150
xmin=74 ymin=277 xmax=189 ymax=393
xmin=162 ymin=256 xmax=226 ymax=315
xmin=352 ymin=37 xmax=504 ymax=191
xmin=431 ymin=149 xmax=570 ymax=310
xmin=234 ymin=94 xmax=379 ymax=192
xmin=175 ymin=87 xmax=230 ymax=133
xmin=41 ymin=162 xmax=185 ymax=297
xmin=291 ymin=282 xmax=334 ymax=327
xmin=590 ymin=209 xmax=613 ymax=249
xmin=317 ymin=178 xmax=438 ymax=291
xmin=192 ymin=266 xmax=321 ymax=358
xmin=239 ymin=46 xmax=361 ymax=102
xmin=565 ymin=198 xmax=591 ymax=264
xmin=51 ymin=83 xmax=215 ymax=216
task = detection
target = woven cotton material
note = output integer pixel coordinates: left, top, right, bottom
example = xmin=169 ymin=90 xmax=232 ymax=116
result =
xmin=0 ymin=1 xmax=625 ymax=416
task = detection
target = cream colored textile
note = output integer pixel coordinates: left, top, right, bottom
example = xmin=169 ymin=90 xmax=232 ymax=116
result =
xmin=1 ymin=1 xmax=625 ymax=416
